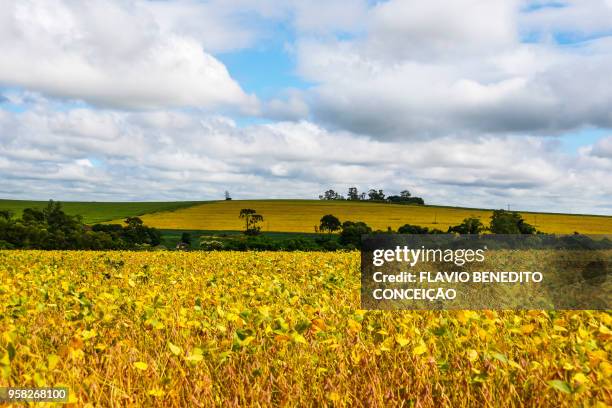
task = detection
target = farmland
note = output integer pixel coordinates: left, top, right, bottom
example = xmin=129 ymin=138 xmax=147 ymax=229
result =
xmin=114 ymin=200 xmax=612 ymax=235
xmin=0 ymin=199 xmax=202 ymax=225
xmin=1 ymin=250 xmax=610 ymax=406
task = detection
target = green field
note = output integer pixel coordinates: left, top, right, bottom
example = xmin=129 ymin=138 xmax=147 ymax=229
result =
xmin=0 ymin=199 xmax=203 ymax=224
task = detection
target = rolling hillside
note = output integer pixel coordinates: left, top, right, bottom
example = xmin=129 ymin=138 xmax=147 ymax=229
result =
xmin=109 ymin=200 xmax=612 ymax=234
xmin=0 ymin=199 xmax=203 ymax=224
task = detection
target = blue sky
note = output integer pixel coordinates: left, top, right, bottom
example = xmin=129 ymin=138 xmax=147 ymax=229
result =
xmin=0 ymin=0 xmax=611 ymax=213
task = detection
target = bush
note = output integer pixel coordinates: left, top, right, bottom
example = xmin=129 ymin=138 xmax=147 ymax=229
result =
xmin=447 ymin=218 xmax=485 ymax=234
xmin=339 ymin=221 xmax=372 ymax=249
xmin=490 ymin=210 xmax=537 ymax=234
xmin=397 ymin=224 xmax=430 ymax=234
xmin=200 ymin=240 xmax=225 ymax=250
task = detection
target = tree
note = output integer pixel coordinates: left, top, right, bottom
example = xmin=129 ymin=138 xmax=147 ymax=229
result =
xmin=321 ymin=189 xmax=344 ymax=200
xmin=489 ymin=210 xmax=537 ymax=234
xmin=347 ymin=187 xmax=360 ymax=200
xmin=447 ymin=218 xmax=485 ymax=234
xmin=224 ymin=191 xmax=232 ymax=200
xmin=400 ymin=190 xmax=411 ymax=198
xmin=125 ymin=217 xmax=144 ymax=228
xmin=319 ymin=214 xmax=341 ymax=233
xmin=367 ymin=189 xmax=385 ymax=201
xmin=239 ymin=209 xmax=264 ymax=235
xmin=339 ymin=221 xmax=372 ymax=248
xmin=397 ymin=224 xmax=430 ymax=234
xmin=0 ymin=210 xmax=12 ymax=220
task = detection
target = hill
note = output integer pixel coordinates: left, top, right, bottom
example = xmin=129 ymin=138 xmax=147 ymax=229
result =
xmin=0 ymin=199 xmax=203 ymax=224
xmin=109 ymin=199 xmax=612 ymax=234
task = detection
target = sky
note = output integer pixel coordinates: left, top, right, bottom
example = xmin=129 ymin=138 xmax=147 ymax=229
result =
xmin=0 ymin=0 xmax=611 ymax=214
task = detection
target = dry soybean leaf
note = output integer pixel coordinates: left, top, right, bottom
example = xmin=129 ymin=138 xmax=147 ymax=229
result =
xmin=168 ymin=341 xmax=182 ymax=356
xmin=395 ymin=336 xmax=409 ymax=347
xmin=133 ymin=361 xmax=148 ymax=371
xmin=413 ymin=342 xmax=427 ymax=355
xmin=466 ymin=349 xmax=478 ymax=362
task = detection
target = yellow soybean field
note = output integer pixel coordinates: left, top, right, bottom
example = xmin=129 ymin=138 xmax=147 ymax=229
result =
xmin=1 ymin=251 xmax=610 ymax=406
xmin=115 ymin=200 xmax=612 ymax=234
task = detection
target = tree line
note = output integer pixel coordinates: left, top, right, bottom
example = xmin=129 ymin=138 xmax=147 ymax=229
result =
xmin=0 ymin=201 xmax=161 ymax=249
xmin=317 ymin=209 xmax=539 ymax=249
xmin=193 ymin=208 xmax=546 ymax=252
xmin=319 ymin=187 xmax=425 ymax=205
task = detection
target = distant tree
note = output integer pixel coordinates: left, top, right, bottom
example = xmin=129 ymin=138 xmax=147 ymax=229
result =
xmin=489 ymin=210 xmax=537 ymax=234
xmin=360 ymin=192 xmax=367 ymax=200
xmin=368 ymin=189 xmax=385 ymax=201
xmin=239 ymin=209 xmax=264 ymax=235
xmin=125 ymin=217 xmax=144 ymax=228
xmin=225 ymin=191 xmax=232 ymax=200
xmin=398 ymin=224 xmax=430 ymax=234
xmin=321 ymin=189 xmax=341 ymax=200
xmin=320 ymin=214 xmax=341 ymax=233
xmin=339 ymin=221 xmax=372 ymax=248
xmin=447 ymin=218 xmax=485 ymax=234
xmin=400 ymin=190 xmax=411 ymax=198
xmin=347 ymin=187 xmax=360 ymax=200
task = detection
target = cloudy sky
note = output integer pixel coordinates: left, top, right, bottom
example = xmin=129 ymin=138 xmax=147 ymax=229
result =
xmin=1 ymin=0 xmax=611 ymax=214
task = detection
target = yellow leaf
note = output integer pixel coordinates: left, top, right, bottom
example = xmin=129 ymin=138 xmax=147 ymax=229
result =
xmin=563 ymin=362 xmax=575 ymax=370
xmin=600 ymin=361 xmax=612 ymax=377
xmin=466 ymin=349 xmax=478 ymax=362
xmin=47 ymin=354 xmax=60 ymax=370
xmin=168 ymin=341 xmax=182 ymax=356
xmin=292 ymin=333 xmax=308 ymax=344
xmin=185 ymin=354 xmax=203 ymax=363
xmin=328 ymin=392 xmax=340 ymax=401
xmin=521 ymin=324 xmax=535 ymax=334
xmin=133 ymin=361 xmax=148 ymax=370
xmin=573 ymin=372 xmax=589 ymax=385
xmin=413 ymin=344 xmax=427 ymax=356
xmin=148 ymin=389 xmax=166 ymax=397
xmin=395 ymin=336 xmax=409 ymax=347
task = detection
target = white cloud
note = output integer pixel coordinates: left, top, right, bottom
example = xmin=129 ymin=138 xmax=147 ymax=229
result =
xmin=0 ymin=0 xmax=256 ymax=111
xmin=294 ymin=0 xmax=612 ymax=138
xmin=1 ymin=103 xmax=611 ymax=213
xmin=587 ymin=135 xmax=612 ymax=158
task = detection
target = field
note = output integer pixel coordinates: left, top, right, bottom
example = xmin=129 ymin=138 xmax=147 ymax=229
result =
xmin=1 ymin=250 xmax=610 ymax=406
xmin=0 ymin=199 xmax=203 ymax=225
xmin=113 ymin=200 xmax=612 ymax=235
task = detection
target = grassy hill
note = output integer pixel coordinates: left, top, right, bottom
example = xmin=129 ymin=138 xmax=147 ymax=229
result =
xmin=3 ymin=198 xmax=611 ymax=234
xmin=0 ymin=199 xmax=203 ymax=224
xmin=109 ymin=199 xmax=612 ymax=234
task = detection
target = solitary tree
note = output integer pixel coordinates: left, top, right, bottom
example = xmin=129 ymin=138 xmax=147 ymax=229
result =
xmin=319 ymin=214 xmax=341 ymax=233
xmin=239 ymin=209 xmax=264 ymax=235
xmin=225 ymin=191 xmax=232 ymax=200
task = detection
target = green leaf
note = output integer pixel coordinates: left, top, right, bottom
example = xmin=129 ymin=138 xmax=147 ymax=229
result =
xmin=491 ymin=352 xmax=508 ymax=364
xmin=548 ymin=380 xmax=572 ymax=394
xmin=6 ymin=343 xmax=15 ymax=361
